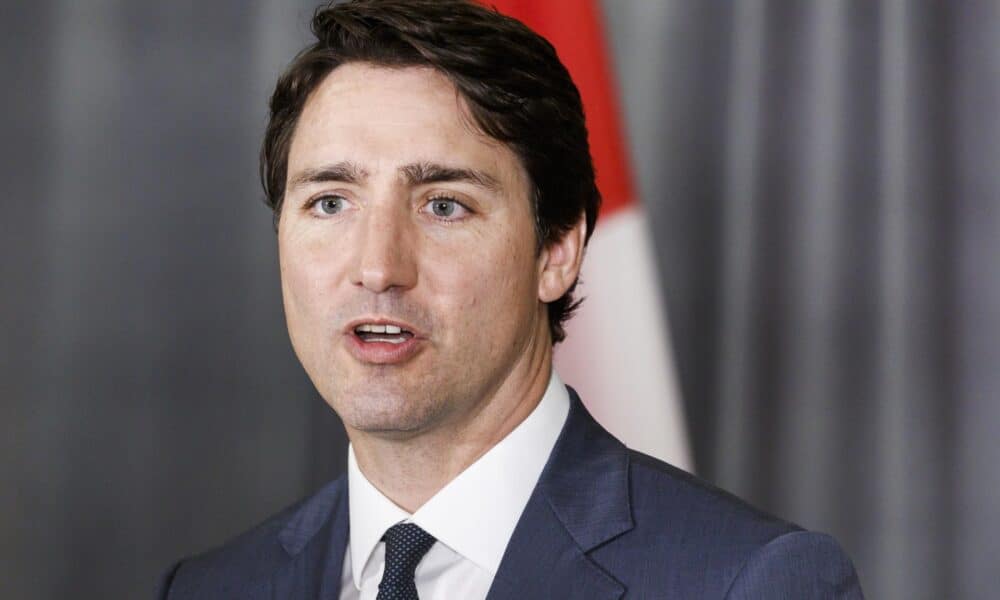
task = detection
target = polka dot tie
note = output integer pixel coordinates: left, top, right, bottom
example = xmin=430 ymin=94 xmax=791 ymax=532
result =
xmin=376 ymin=523 xmax=437 ymax=600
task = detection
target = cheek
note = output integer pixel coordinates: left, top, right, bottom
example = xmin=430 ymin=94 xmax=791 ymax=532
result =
xmin=427 ymin=230 xmax=537 ymax=323
xmin=279 ymin=231 xmax=344 ymax=321
xmin=495 ymin=228 xmax=540 ymax=296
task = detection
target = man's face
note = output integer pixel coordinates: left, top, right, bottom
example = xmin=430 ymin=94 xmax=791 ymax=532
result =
xmin=279 ymin=63 xmax=561 ymax=438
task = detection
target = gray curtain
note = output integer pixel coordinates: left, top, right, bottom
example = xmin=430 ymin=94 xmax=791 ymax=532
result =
xmin=605 ymin=1 xmax=999 ymax=599
xmin=1 ymin=2 xmax=342 ymax=598
xmin=2 ymin=1 xmax=997 ymax=599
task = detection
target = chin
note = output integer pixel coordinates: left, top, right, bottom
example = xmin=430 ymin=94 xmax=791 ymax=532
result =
xmin=327 ymin=386 xmax=443 ymax=436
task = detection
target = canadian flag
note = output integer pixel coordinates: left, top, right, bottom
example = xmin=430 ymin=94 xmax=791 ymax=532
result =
xmin=491 ymin=0 xmax=693 ymax=471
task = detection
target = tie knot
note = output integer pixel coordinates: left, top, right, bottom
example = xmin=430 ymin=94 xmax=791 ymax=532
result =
xmin=382 ymin=522 xmax=436 ymax=572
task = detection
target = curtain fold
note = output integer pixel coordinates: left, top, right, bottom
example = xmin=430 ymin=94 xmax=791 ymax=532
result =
xmin=605 ymin=0 xmax=997 ymax=598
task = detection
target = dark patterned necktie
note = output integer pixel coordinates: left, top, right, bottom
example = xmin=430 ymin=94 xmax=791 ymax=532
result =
xmin=376 ymin=523 xmax=437 ymax=600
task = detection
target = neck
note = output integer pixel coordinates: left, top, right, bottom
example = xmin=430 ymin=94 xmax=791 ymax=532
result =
xmin=348 ymin=338 xmax=553 ymax=513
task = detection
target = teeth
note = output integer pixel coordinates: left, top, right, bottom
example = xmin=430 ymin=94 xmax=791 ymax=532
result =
xmin=356 ymin=323 xmax=406 ymax=334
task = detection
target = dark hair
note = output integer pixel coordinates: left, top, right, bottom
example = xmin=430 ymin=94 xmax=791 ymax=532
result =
xmin=261 ymin=0 xmax=601 ymax=344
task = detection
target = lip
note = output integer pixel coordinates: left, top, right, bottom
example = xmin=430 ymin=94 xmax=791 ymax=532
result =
xmin=343 ymin=316 xmax=426 ymax=365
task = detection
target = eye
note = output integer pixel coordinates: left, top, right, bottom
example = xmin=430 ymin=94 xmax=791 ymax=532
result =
xmin=310 ymin=194 xmax=348 ymax=216
xmin=423 ymin=196 xmax=469 ymax=220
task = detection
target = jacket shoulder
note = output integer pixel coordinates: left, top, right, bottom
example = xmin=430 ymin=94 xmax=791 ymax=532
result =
xmin=627 ymin=449 xmax=798 ymax=542
xmin=723 ymin=530 xmax=864 ymax=598
xmin=588 ymin=451 xmax=797 ymax=595
xmin=157 ymin=477 xmax=345 ymax=599
xmin=594 ymin=451 xmax=862 ymax=597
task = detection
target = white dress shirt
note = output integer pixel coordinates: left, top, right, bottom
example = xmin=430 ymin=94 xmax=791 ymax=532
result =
xmin=339 ymin=371 xmax=570 ymax=599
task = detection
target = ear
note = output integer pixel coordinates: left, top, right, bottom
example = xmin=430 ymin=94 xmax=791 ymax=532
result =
xmin=537 ymin=215 xmax=587 ymax=303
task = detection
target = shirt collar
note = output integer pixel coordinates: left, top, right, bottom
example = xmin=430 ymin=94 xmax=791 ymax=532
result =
xmin=347 ymin=370 xmax=570 ymax=588
xmin=347 ymin=445 xmax=410 ymax=589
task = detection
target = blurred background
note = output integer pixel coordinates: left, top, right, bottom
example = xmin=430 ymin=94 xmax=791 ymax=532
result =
xmin=2 ymin=0 xmax=998 ymax=598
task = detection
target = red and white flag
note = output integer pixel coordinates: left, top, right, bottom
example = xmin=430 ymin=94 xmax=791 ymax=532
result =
xmin=492 ymin=0 xmax=693 ymax=471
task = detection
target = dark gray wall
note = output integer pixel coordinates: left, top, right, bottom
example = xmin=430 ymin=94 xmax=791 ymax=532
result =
xmin=2 ymin=1 xmax=998 ymax=598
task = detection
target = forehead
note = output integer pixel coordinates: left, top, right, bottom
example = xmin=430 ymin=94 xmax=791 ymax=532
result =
xmin=288 ymin=63 xmax=522 ymax=182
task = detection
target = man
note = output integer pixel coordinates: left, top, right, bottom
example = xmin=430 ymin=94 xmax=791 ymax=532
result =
xmin=158 ymin=0 xmax=864 ymax=598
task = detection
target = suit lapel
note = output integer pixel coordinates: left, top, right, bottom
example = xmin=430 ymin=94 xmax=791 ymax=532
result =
xmin=269 ymin=475 xmax=350 ymax=600
xmin=486 ymin=387 xmax=632 ymax=600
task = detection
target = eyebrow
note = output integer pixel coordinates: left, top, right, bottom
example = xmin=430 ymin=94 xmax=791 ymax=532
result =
xmin=400 ymin=162 xmax=502 ymax=192
xmin=286 ymin=160 xmax=501 ymax=193
xmin=287 ymin=161 xmax=369 ymax=190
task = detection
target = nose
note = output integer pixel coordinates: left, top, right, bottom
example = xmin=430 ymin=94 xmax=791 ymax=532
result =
xmin=350 ymin=205 xmax=417 ymax=293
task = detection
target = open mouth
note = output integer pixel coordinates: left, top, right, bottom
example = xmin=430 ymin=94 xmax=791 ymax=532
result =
xmin=353 ymin=323 xmax=415 ymax=345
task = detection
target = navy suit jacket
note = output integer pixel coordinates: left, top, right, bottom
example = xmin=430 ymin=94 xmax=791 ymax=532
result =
xmin=158 ymin=388 xmax=864 ymax=598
